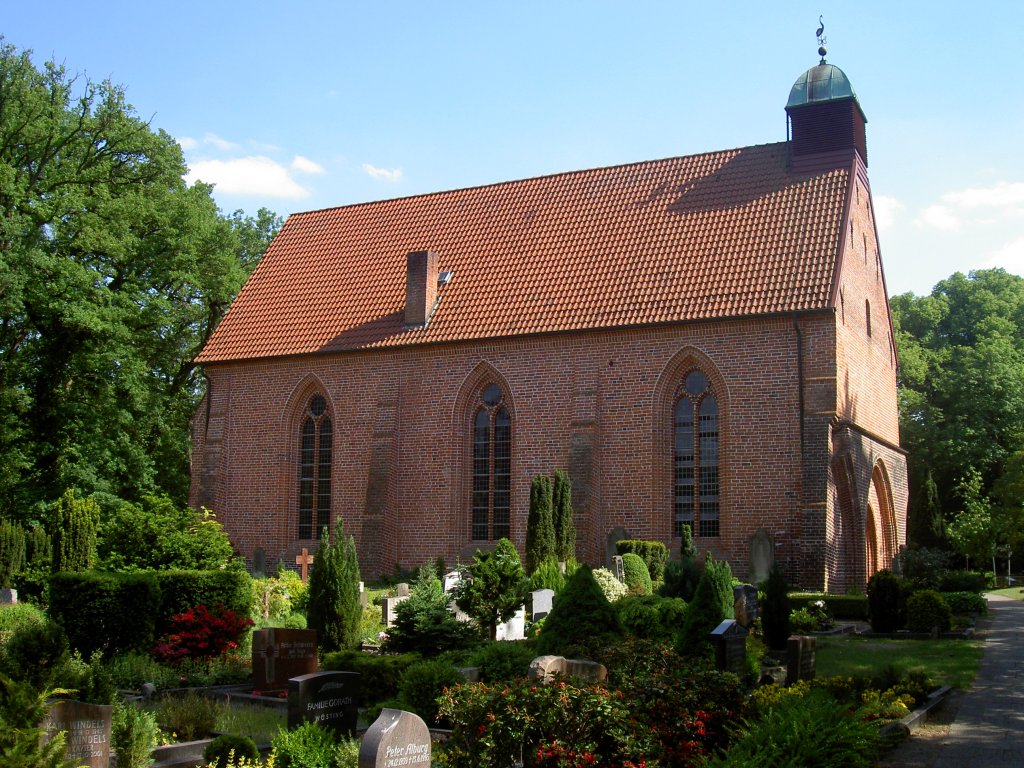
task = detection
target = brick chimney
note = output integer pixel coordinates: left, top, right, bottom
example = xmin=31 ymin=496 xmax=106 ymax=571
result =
xmin=405 ymin=250 xmax=438 ymax=327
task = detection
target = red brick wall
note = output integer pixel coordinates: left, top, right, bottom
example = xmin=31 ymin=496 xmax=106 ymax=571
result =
xmin=191 ymin=266 xmax=906 ymax=591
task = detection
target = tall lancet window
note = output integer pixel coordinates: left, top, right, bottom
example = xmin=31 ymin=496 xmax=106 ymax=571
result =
xmin=298 ymin=394 xmax=332 ymax=539
xmin=674 ymin=371 xmax=720 ymax=537
xmin=472 ymin=384 xmax=511 ymax=541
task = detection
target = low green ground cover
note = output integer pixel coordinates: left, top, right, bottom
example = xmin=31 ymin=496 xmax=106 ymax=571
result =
xmin=816 ymin=635 xmax=984 ymax=689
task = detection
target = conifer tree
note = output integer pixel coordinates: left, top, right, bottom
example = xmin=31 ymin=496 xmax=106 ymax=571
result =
xmin=0 ymin=520 xmax=26 ymax=587
xmin=454 ymin=539 xmax=528 ymax=641
xmin=51 ymin=490 xmax=99 ymax=572
xmin=678 ymin=555 xmax=734 ymax=656
xmin=552 ymin=470 xmax=576 ymax=562
xmin=525 ymin=475 xmax=556 ymax=572
xmin=306 ymin=518 xmax=362 ymax=653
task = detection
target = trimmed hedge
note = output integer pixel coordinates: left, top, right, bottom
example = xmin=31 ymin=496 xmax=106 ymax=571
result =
xmin=940 ymin=591 xmax=987 ymax=616
xmin=321 ymin=650 xmax=420 ymax=701
xmin=789 ymin=593 xmax=869 ymax=621
xmin=155 ymin=569 xmax=253 ymax=636
xmin=49 ymin=571 xmax=160 ymax=656
xmin=615 ymin=540 xmax=669 ymax=581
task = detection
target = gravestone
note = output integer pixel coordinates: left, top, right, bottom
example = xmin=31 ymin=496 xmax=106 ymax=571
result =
xmin=733 ymin=584 xmax=759 ymax=628
xmin=0 ymin=588 xmax=16 ymax=604
xmin=785 ymin=635 xmax=816 ymax=685
xmin=495 ymin=606 xmax=526 ymax=641
xmin=606 ymin=527 xmax=628 ymax=569
xmin=44 ymin=700 xmax=112 ymax=768
xmin=381 ymin=594 xmax=410 ymax=628
xmin=710 ymin=619 xmax=749 ymax=677
xmin=288 ymin=671 xmax=359 ymax=737
xmin=252 ymin=627 xmax=319 ymax=690
xmin=749 ymin=528 xmax=774 ymax=584
xmin=530 ymin=588 xmax=555 ymax=621
xmin=252 ymin=547 xmax=267 ymax=576
xmin=295 ymin=548 xmax=315 ymax=583
xmin=442 ymin=570 xmax=462 ymax=593
xmin=612 ymin=555 xmax=625 ymax=583
xmin=358 ymin=708 xmax=431 ymax=768
xmin=528 ymin=655 xmax=607 ymax=684
xmin=394 ymin=582 xmax=411 ymax=597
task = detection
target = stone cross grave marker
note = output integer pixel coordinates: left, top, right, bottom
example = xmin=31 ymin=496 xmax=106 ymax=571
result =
xmin=289 ymin=671 xmax=360 ymax=737
xmin=733 ymin=584 xmax=759 ymax=628
xmin=44 ymin=700 xmax=112 ymax=768
xmin=295 ymin=548 xmax=315 ymax=583
xmin=710 ymin=619 xmax=749 ymax=677
xmin=358 ymin=708 xmax=431 ymax=768
xmin=252 ymin=627 xmax=318 ymax=690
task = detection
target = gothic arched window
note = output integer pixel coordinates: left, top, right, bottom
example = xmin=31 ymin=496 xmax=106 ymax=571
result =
xmin=472 ymin=384 xmax=511 ymax=541
xmin=674 ymin=371 xmax=720 ymax=537
xmin=298 ymin=394 xmax=332 ymax=539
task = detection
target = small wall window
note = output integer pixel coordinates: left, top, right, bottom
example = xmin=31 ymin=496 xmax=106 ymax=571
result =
xmin=674 ymin=371 xmax=719 ymax=537
xmin=865 ymin=299 xmax=872 ymax=337
xmin=298 ymin=394 xmax=332 ymax=539
xmin=472 ymin=384 xmax=511 ymax=541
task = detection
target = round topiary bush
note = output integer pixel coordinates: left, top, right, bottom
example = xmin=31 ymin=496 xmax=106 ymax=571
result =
xmin=905 ymin=590 xmax=952 ymax=633
xmin=621 ymin=553 xmax=653 ymax=595
xmin=204 ymin=734 xmax=259 ymax=768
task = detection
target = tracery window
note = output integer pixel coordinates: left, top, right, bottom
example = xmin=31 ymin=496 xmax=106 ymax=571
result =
xmin=674 ymin=371 xmax=720 ymax=537
xmin=298 ymin=394 xmax=332 ymax=540
xmin=472 ymin=384 xmax=511 ymax=541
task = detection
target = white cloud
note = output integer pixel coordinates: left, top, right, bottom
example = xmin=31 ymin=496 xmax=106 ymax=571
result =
xmin=872 ymin=195 xmax=904 ymax=231
xmin=943 ymin=181 xmax=1024 ymax=212
xmin=291 ymin=155 xmax=326 ymax=175
xmin=186 ymin=156 xmax=311 ymax=199
xmin=915 ymin=204 xmax=962 ymax=232
xmin=203 ymin=132 xmax=240 ymax=152
xmin=362 ymin=164 xmax=403 ymax=182
xmin=981 ymin=235 xmax=1024 ymax=276
xmin=178 ymin=136 xmax=198 ymax=151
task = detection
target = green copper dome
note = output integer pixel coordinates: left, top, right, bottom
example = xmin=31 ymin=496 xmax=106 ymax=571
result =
xmin=786 ymin=63 xmax=857 ymax=108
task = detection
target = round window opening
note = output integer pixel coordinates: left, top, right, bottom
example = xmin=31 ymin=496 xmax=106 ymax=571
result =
xmin=482 ymin=384 xmax=503 ymax=407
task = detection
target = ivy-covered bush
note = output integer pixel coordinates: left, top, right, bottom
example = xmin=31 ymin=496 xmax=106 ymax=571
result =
xmin=621 ymin=552 xmax=653 ymax=595
xmin=616 ymin=540 xmax=669 ymax=582
xmin=866 ymin=569 xmax=908 ymax=633
xmin=905 ymin=590 xmax=952 ymax=633
xmin=616 ymin=595 xmax=687 ymax=642
xmin=592 ymin=567 xmax=627 ymax=602
xmin=536 ymin=566 xmax=621 ymax=657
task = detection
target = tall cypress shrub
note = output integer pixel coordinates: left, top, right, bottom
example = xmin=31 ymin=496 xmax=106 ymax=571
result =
xmin=761 ymin=564 xmax=791 ymax=651
xmin=678 ymin=555 xmax=734 ymax=656
xmin=51 ymin=489 xmax=99 ymax=572
xmin=307 ymin=518 xmax=362 ymax=653
xmin=525 ymin=475 xmax=555 ymax=573
xmin=0 ymin=520 xmax=26 ymax=587
xmin=552 ymin=470 xmax=576 ymax=562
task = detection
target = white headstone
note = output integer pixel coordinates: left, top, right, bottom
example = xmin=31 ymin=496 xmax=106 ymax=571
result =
xmin=495 ymin=606 xmax=526 ymax=641
xmin=530 ymin=589 xmax=555 ymax=621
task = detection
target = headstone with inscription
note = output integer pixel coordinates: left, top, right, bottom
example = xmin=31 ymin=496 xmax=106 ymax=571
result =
xmin=785 ymin=635 xmax=816 ymax=686
xmin=749 ymin=528 xmax=774 ymax=584
xmin=710 ymin=619 xmax=749 ymax=677
xmin=252 ymin=627 xmax=318 ymax=690
xmin=530 ymin=588 xmax=555 ymax=621
xmin=288 ymin=671 xmax=359 ymax=737
xmin=733 ymin=584 xmax=759 ymax=628
xmin=358 ymin=708 xmax=431 ymax=768
xmin=44 ymin=700 xmax=112 ymax=768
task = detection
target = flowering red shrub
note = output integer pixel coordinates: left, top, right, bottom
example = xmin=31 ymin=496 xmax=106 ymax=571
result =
xmin=153 ymin=603 xmax=253 ymax=664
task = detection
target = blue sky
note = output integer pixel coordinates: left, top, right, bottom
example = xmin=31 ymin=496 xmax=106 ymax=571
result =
xmin=5 ymin=1 xmax=1023 ymax=297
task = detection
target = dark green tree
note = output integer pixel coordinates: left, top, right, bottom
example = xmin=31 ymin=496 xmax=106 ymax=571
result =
xmin=306 ymin=519 xmax=362 ymax=653
xmin=0 ymin=39 xmax=280 ymax=516
xmin=536 ymin=565 xmax=621 ymax=656
xmin=760 ymin=564 xmax=790 ymax=651
xmin=525 ymin=475 xmax=555 ymax=572
xmin=51 ymin=490 xmax=98 ymax=572
xmin=0 ymin=519 xmax=26 ymax=587
xmin=454 ymin=539 xmax=528 ymax=641
xmin=385 ymin=563 xmax=478 ymax=656
xmin=678 ymin=555 xmax=733 ymax=656
xmin=551 ymin=470 xmax=576 ymax=562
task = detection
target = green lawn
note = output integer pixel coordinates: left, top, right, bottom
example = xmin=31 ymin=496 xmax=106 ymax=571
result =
xmin=987 ymin=587 xmax=1024 ymax=600
xmin=815 ymin=635 xmax=984 ymax=689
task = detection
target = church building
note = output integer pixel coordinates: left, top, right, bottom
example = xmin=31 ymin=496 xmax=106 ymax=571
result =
xmin=190 ymin=53 xmax=907 ymax=591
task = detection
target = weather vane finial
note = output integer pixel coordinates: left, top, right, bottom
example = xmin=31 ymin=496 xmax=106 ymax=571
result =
xmin=816 ymin=15 xmax=828 ymax=63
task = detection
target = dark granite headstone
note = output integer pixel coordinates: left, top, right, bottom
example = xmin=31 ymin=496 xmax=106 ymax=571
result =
xmin=749 ymin=528 xmax=774 ymax=584
xmin=44 ymin=700 xmax=112 ymax=768
xmin=358 ymin=708 xmax=431 ymax=768
xmin=785 ymin=635 xmax=816 ymax=685
xmin=289 ymin=671 xmax=359 ymax=737
xmin=733 ymin=584 xmax=759 ymax=627
xmin=252 ymin=628 xmax=318 ymax=690
xmin=710 ymin=619 xmax=749 ymax=677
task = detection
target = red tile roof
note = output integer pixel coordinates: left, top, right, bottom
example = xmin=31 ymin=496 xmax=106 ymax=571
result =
xmin=197 ymin=141 xmax=849 ymax=363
